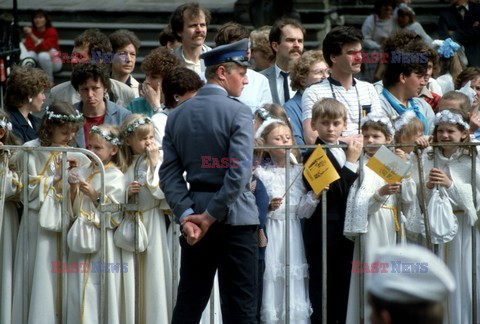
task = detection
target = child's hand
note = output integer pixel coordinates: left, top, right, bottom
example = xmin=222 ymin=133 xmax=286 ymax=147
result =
xmin=340 ymin=133 xmax=363 ymax=144
xmin=427 ymin=168 xmax=452 ymax=189
xmin=145 ymin=141 xmax=159 ymax=167
xmin=378 ymin=182 xmax=401 ymax=196
xmin=78 ymin=180 xmax=98 ymax=201
xmin=469 ymin=112 xmax=480 ymax=133
xmin=346 ymin=140 xmax=363 ymax=163
xmin=128 ymin=181 xmax=141 ymax=197
xmin=415 ymin=136 xmax=430 ymax=149
xmin=269 ymin=197 xmax=283 ymax=211
xmin=395 ymin=148 xmax=408 ymax=161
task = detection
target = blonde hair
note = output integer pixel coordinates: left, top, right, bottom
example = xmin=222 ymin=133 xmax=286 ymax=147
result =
xmin=394 ymin=116 xmax=424 ymax=143
xmin=255 ymin=120 xmax=301 ymax=164
xmin=0 ymin=109 xmax=21 ymax=146
xmin=88 ymin=124 xmax=127 ymax=172
xmin=120 ymin=114 xmax=155 ymax=166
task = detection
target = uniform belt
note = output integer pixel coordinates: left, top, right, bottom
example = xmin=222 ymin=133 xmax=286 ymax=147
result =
xmin=190 ymin=182 xmax=222 ymax=192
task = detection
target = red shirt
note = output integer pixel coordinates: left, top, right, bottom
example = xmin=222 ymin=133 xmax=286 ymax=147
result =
xmin=24 ymin=27 xmax=60 ymax=52
xmin=84 ymin=115 xmax=105 ymax=147
xmin=423 ymin=92 xmax=442 ymax=113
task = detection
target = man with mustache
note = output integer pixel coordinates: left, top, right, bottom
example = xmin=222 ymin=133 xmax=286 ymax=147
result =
xmin=302 ymin=26 xmax=383 ymax=144
xmin=170 ymin=2 xmax=211 ymax=74
xmin=261 ymin=18 xmax=305 ymax=105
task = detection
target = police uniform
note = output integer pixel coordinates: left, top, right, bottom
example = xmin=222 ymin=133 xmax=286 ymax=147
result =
xmin=160 ymin=39 xmax=259 ymax=324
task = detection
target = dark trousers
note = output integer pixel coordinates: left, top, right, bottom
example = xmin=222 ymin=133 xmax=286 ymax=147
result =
xmin=305 ymin=220 xmax=354 ymax=324
xmin=172 ymin=223 xmax=259 ymax=324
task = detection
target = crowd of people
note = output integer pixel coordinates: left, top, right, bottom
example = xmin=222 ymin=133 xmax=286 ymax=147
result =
xmin=1 ymin=0 xmax=480 ymax=323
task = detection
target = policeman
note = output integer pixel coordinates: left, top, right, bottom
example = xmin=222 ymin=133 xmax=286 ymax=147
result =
xmin=160 ymin=38 xmax=259 ymax=324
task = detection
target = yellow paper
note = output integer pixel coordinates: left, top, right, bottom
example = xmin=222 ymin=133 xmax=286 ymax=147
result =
xmin=303 ymin=145 xmax=340 ymax=195
xmin=366 ymin=145 xmax=411 ymax=184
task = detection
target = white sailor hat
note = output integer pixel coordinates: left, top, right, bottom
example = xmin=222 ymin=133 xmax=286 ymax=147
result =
xmin=368 ymin=245 xmax=456 ymax=303
xmin=200 ymin=39 xmax=249 ymax=67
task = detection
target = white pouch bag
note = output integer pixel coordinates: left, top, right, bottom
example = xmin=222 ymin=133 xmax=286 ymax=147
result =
xmin=425 ymin=187 xmax=458 ymax=244
xmin=67 ymin=216 xmax=100 ymax=253
xmin=38 ymin=195 xmax=63 ymax=232
xmin=114 ymin=214 xmax=149 ymax=252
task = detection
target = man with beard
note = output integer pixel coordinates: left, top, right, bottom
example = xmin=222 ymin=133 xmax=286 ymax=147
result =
xmin=169 ymin=2 xmax=211 ymax=74
xmin=302 ymin=26 xmax=383 ymax=144
xmin=261 ymin=18 xmax=304 ymax=105
xmin=379 ymin=39 xmax=435 ymax=134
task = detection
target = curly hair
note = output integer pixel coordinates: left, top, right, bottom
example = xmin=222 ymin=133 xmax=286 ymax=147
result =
xmin=162 ymin=67 xmax=204 ymax=108
xmin=5 ymin=66 xmax=50 ymax=109
xmin=109 ymin=29 xmax=141 ymax=53
xmin=382 ymin=30 xmax=419 ymax=56
xmin=322 ymin=26 xmax=363 ymax=67
xmin=71 ymin=63 xmax=111 ymax=91
xmin=250 ymin=26 xmax=275 ymax=64
xmin=88 ymin=124 xmax=127 ymax=172
xmin=290 ymin=50 xmax=326 ymax=91
xmin=214 ymin=22 xmax=250 ymax=46
xmin=74 ymin=29 xmax=112 ymax=54
xmin=37 ymin=101 xmax=84 ymax=147
xmin=169 ymin=2 xmax=211 ymax=42
xmin=141 ymin=47 xmax=183 ymax=77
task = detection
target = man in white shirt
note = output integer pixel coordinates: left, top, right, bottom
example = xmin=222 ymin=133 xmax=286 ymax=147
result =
xmin=260 ymin=18 xmax=305 ymax=105
xmin=170 ymin=3 xmax=212 ymax=74
xmin=302 ymin=26 xmax=383 ymax=144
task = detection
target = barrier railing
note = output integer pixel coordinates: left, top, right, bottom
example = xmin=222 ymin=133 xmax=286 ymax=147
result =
xmin=1 ymin=142 xmax=478 ymax=324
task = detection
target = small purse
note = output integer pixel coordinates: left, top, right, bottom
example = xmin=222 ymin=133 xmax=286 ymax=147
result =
xmin=114 ymin=214 xmax=149 ymax=252
xmin=67 ymin=215 xmax=100 ymax=253
xmin=425 ymin=187 xmax=458 ymax=244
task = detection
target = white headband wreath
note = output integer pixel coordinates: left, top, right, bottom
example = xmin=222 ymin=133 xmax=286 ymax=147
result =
xmin=361 ymin=114 xmax=395 ymax=136
xmin=45 ymin=106 xmax=84 ymax=122
xmin=122 ymin=117 xmax=152 ymax=137
xmin=393 ymin=110 xmax=417 ymax=132
xmin=90 ymin=125 xmax=122 ymax=146
xmin=255 ymin=118 xmax=286 ymax=139
xmin=433 ymin=110 xmax=470 ymax=130
xmin=0 ymin=118 xmax=12 ymax=131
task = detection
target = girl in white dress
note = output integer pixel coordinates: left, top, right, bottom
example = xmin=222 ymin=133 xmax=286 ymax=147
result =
xmin=344 ymin=114 xmax=417 ymax=323
xmin=11 ymin=101 xmax=90 ymax=324
xmin=117 ymin=114 xmax=172 ymax=323
xmin=421 ymin=109 xmax=480 ymax=324
xmin=66 ymin=124 xmax=126 ymax=324
xmin=0 ymin=112 xmax=22 ymax=324
xmin=254 ymin=119 xmax=319 ymax=324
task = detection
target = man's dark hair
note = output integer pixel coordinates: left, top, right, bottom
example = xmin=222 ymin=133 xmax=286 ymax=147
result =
xmin=269 ymin=18 xmax=305 ymax=49
xmin=214 ymin=22 xmax=250 ymax=46
xmin=322 ymin=26 xmax=363 ymax=67
xmin=383 ymin=40 xmax=428 ymax=88
xmin=74 ymin=28 xmax=112 ymax=54
xmin=370 ymin=294 xmax=443 ymax=324
xmin=169 ymin=2 xmax=211 ymax=42
xmin=109 ymin=29 xmax=141 ymax=53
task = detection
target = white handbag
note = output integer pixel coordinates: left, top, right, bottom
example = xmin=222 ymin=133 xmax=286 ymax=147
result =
xmin=67 ymin=216 xmax=100 ymax=253
xmin=425 ymin=187 xmax=458 ymax=244
xmin=114 ymin=214 xmax=149 ymax=252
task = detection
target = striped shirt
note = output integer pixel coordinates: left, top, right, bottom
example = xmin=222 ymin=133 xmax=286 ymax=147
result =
xmin=302 ymin=77 xmax=383 ymax=136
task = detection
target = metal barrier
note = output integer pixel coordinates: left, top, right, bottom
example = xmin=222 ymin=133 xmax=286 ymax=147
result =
xmin=1 ymin=142 xmax=479 ymax=324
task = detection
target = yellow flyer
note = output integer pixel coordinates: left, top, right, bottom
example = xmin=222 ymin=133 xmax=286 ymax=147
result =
xmin=366 ymin=145 xmax=411 ymax=183
xmin=303 ymin=145 xmax=340 ymax=195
